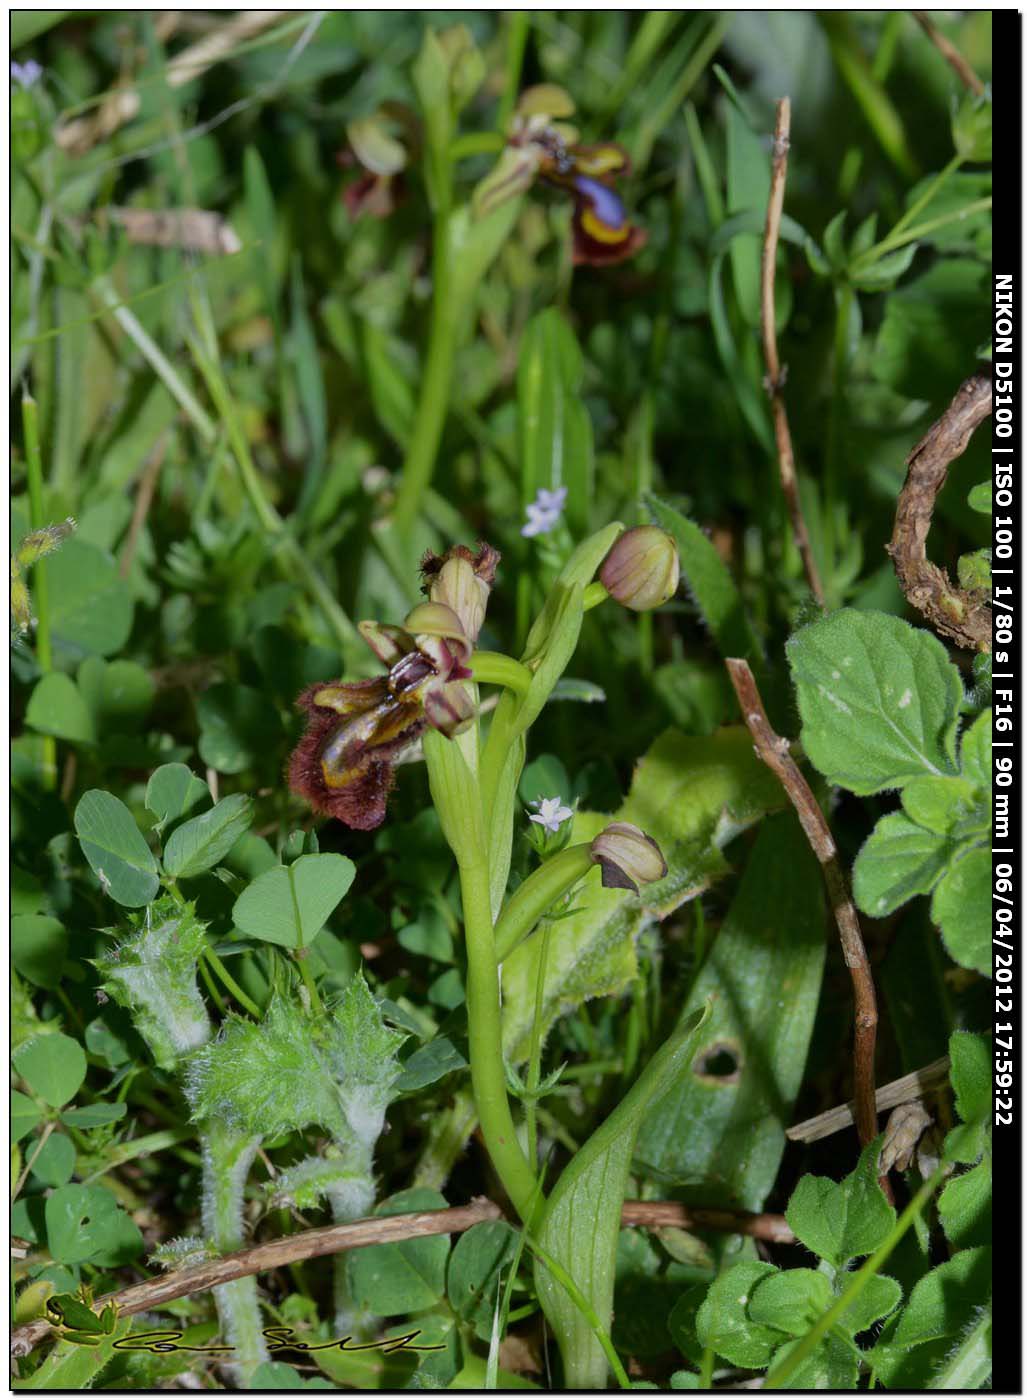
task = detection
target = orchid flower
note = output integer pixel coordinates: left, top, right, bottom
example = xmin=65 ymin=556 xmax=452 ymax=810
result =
xmin=474 ymin=86 xmax=646 ymax=268
xmin=289 ymin=543 xmax=497 ymax=830
xmin=337 ymin=102 xmax=419 ymax=220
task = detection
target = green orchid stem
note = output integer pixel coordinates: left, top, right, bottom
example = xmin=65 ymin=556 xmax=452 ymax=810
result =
xmin=393 ymin=207 xmax=457 ymax=540
xmin=469 ymin=651 xmax=533 ymax=696
xmin=524 ymin=919 xmax=553 ymax=1168
xmin=460 ymin=856 xmax=543 ymax=1228
xmin=21 ymin=390 xmax=56 ymax=789
xmin=494 ymin=844 xmax=593 ymax=963
xmin=201 ymin=1125 xmax=267 ymax=1382
xmin=765 ymin=1166 xmax=945 ymax=1390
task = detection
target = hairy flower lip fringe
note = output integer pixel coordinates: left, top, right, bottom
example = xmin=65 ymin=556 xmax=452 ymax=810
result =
xmin=289 ymin=544 xmax=498 ymax=831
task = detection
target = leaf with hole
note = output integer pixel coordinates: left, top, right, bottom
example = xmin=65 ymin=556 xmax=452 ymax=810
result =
xmin=447 ymin=1220 xmax=519 ymax=1340
xmin=44 ymin=1183 xmax=143 ymax=1265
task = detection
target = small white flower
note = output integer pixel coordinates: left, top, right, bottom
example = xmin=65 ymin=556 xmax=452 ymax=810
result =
xmin=529 ymin=796 xmax=574 ymax=833
xmin=521 ymin=485 xmax=568 ymax=538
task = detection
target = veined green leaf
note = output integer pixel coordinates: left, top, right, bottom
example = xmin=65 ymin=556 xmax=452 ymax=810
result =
xmin=535 ymin=1003 xmax=710 ymax=1387
xmin=163 ymin=794 xmax=254 ymax=880
xmin=634 ymin=814 xmax=826 ymax=1209
xmin=232 ymin=854 xmax=356 ymax=949
xmin=74 ymin=790 xmax=160 ymax=908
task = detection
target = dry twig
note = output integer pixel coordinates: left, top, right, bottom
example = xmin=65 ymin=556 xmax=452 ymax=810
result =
xmin=11 ymin=1196 xmax=795 ymax=1357
xmin=912 ymin=12 xmax=987 ymax=95
xmin=888 ymin=372 xmax=993 ymax=652
xmin=620 ymin=1201 xmax=794 ymax=1244
xmin=760 ymin=98 xmax=826 ymax=608
xmin=101 ymin=208 xmax=243 ymax=256
xmin=787 ymin=1054 xmax=951 ymax=1144
xmin=55 ymin=10 xmax=290 ymax=155
xmin=725 ymin=659 xmax=879 ymax=1149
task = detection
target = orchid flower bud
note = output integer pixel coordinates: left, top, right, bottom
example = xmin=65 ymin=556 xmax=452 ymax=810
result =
xmin=590 ymin=821 xmax=667 ymax=893
xmin=599 ymin=526 xmax=679 ymax=611
xmin=419 ymin=542 xmax=499 ymax=645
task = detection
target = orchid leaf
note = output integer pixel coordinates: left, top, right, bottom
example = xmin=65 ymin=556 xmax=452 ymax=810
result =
xmin=535 ymin=1002 xmax=710 ymax=1387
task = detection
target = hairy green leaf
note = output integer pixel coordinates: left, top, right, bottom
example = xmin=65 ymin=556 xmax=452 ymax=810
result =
xmin=787 ymin=609 xmax=963 ymax=793
xmin=785 ymin=1138 xmax=895 ymax=1270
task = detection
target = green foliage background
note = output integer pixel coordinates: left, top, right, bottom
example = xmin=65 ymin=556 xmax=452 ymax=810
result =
xmin=11 ymin=10 xmax=993 ymax=1391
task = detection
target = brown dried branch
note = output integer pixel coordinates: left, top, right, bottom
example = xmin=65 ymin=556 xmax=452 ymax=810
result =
xmin=787 ymin=1054 xmax=951 ymax=1144
xmin=725 ymin=659 xmax=879 ymax=1149
xmin=887 ymin=372 xmax=993 ymax=652
xmin=912 ymin=12 xmax=987 ymax=95
xmin=620 ymin=1201 xmax=794 ymax=1244
xmin=11 ymin=1200 xmax=502 ymax=1358
xmin=10 ymin=1196 xmax=794 ymax=1358
xmin=55 ymin=10 xmax=290 ymax=155
xmin=760 ymin=97 xmax=826 ymax=608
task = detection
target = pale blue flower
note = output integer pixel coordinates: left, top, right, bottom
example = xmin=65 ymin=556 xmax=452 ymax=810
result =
xmin=11 ymin=60 xmax=43 ymax=89
xmin=521 ymin=485 xmax=568 ymax=538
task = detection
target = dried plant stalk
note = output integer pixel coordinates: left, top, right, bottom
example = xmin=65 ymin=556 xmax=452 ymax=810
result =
xmin=888 ymin=372 xmax=993 ymax=652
